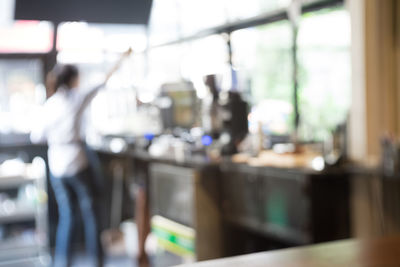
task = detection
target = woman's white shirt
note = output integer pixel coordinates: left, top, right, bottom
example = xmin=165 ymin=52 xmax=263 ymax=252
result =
xmin=30 ymin=84 xmax=103 ymax=177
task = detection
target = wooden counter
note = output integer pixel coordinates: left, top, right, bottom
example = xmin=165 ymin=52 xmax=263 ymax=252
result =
xmin=0 ymin=142 xmax=353 ymax=263
xmin=177 ymin=235 xmax=400 ymax=267
xmin=94 ymin=147 xmax=351 ymax=260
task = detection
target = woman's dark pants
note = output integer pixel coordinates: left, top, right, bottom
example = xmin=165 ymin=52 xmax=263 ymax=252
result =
xmin=50 ymin=169 xmax=103 ymax=267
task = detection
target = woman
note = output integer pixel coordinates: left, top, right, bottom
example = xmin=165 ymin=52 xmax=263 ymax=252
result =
xmin=31 ymin=49 xmax=131 ymax=267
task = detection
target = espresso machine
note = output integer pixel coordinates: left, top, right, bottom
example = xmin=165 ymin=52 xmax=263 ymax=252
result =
xmin=201 ymin=74 xmax=248 ymax=155
xmin=219 ymin=90 xmax=248 ymax=155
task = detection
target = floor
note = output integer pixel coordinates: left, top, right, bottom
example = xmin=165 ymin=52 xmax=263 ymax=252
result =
xmin=0 ymin=251 xmax=184 ymax=267
xmin=70 ymin=251 xmax=183 ymax=267
xmin=71 ymin=254 xmax=135 ymax=267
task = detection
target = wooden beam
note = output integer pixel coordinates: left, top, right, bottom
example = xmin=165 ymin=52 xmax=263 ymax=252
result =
xmin=348 ymin=0 xmax=367 ymax=162
xmin=349 ymin=0 xmax=399 ymax=161
xmin=396 ymin=1 xmax=400 ymax=136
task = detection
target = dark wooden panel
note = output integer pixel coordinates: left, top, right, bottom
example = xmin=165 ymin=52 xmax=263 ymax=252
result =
xmin=221 ymin=167 xmax=350 ymax=251
xmin=222 ymin=170 xmax=261 ymax=229
xmin=310 ymin=174 xmax=350 ymax=242
xmin=259 ymin=174 xmax=311 ymax=244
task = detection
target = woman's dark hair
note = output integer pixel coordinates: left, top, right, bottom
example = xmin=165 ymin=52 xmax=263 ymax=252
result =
xmin=52 ymin=64 xmax=79 ymax=90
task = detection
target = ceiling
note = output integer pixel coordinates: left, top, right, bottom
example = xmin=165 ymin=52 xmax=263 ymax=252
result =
xmin=14 ymin=0 xmax=153 ymax=25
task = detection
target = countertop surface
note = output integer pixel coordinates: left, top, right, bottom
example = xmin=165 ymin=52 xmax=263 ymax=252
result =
xmin=0 ymin=140 xmax=381 ymax=177
xmin=176 ymin=235 xmax=400 ymax=267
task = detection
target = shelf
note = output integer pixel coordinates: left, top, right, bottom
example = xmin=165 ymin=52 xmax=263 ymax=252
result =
xmin=0 ymin=174 xmax=37 ymax=189
xmin=0 ymin=210 xmax=36 ymax=224
xmin=0 ymin=257 xmax=48 ymax=267
xmin=225 ymin=215 xmax=311 ymax=245
xmin=0 ymin=239 xmax=37 ymax=251
xmin=0 ymin=244 xmax=46 ymax=263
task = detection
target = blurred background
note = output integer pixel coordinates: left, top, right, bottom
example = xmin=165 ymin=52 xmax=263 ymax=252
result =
xmin=0 ymin=0 xmax=399 ymax=266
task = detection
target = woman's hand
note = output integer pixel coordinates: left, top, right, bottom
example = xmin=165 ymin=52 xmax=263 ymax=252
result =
xmin=123 ymin=47 xmax=133 ymax=57
xmin=105 ymin=47 xmax=133 ymax=83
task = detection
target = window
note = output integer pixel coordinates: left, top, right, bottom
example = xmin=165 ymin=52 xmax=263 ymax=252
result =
xmin=147 ymin=44 xmax=184 ymax=89
xmin=57 ymin=22 xmax=147 ymax=88
xmin=148 ymin=0 xmax=181 ymax=46
xmin=177 ymin=0 xmax=228 ymax=36
xmin=57 ymin=22 xmax=147 ymax=54
xmin=148 ymin=0 xmax=292 ymax=44
xmin=227 ymin=0 xmax=290 ymax=21
xmin=145 ymin=35 xmax=230 ymax=105
xmin=231 ymin=21 xmax=293 ymax=135
xmin=146 ymin=1 xmax=350 ymax=140
xmin=181 ymin=35 xmax=230 ymax=96
xmin=297 ymin=8 xmax=351 ymax=141
xmin=56 ymin=22 xmax=149 ymax=135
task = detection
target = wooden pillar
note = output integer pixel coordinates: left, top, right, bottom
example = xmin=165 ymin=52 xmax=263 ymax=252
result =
xmin=396 ymin=1 xmax=400 ymax=136
xmin=348 ymin=0 xmax=367 ymax=162
xmin=349 ymin=0 xmax=400 ymax=238
xmin=365 ymin=0 xmax=398 ymax=157
xmin=348 ymin=0 xmax=400 ymax=163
